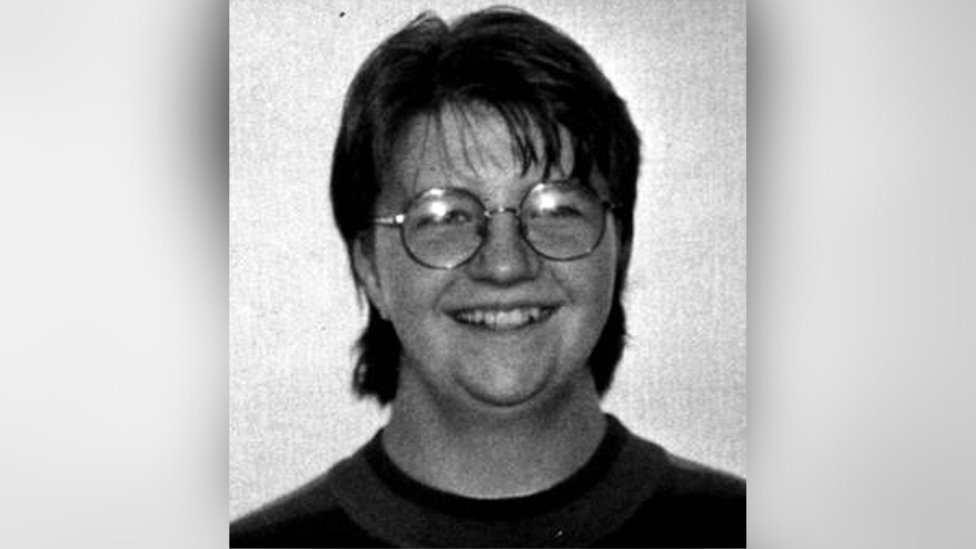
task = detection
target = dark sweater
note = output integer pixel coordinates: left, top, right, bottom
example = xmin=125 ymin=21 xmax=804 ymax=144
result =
xmin=231 ymin=415 xmax=745 ymax=547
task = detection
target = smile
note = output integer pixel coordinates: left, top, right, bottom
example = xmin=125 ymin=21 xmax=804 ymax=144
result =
xmin=452 ymin=306 xmax=557 ymax=330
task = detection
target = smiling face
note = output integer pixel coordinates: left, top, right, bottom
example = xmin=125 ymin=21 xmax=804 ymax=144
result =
xmin=354 ymin=105 xmax=620 ymax=418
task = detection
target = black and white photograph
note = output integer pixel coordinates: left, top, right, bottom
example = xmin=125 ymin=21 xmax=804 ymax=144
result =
xmin=229 ymin=0 xmax=745 ymax=546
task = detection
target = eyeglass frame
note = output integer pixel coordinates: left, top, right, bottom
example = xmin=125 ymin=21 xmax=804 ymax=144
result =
xmin=370 ymin=179 xmax=618 ymax=270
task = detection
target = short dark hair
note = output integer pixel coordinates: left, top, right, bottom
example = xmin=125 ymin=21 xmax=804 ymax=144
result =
xmin=330 ymin=7 xmax=641 ymax=404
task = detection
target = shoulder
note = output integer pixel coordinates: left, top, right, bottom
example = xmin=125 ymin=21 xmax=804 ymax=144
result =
xmin=664 ymin=452 xmax=747 ymax=500
xmin=597 ymin=422 xmax=745 ymax=547
xmin=652 ymin=452 xmax=746 ymax=538
xmin=230 ymin=459 xmax=390 ymax=548
xmin=612 ymin=419 xmax=745 ymax=502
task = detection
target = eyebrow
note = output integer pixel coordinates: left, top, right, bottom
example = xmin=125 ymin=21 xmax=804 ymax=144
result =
xmin=402 ymin=177 xmax=585 ymax=208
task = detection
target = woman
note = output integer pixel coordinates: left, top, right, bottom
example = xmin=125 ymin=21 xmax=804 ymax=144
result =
xmin=232 ymin=7 xmax=745 ymax=547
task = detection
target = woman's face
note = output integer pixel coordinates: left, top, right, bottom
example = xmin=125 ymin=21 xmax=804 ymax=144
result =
xmin=356 ymin=107 xmax=620 ymax=417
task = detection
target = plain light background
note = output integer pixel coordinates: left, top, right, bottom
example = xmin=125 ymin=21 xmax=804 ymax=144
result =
xmin=5 ymin=1 xmax=976 ymax=547
xmin=230 ymin=0 xmax=746 ymax=519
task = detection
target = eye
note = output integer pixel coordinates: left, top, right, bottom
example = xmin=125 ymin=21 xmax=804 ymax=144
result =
xmin=413 ymin=202 xmax=476 ymax=229
xmin=437 ymin=208 xmax=474 ymax=224
xmin=535 ymin=203 xmax=585 ymax=218
xmin=529 ymin=192 xmax=587 ymax=219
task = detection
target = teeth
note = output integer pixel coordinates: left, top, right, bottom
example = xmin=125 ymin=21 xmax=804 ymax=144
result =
xmin=455 ymin=307 xmax=549 ymax=330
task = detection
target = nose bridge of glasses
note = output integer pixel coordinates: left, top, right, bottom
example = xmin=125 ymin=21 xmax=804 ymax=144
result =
xmin=484 ymin=205 xmax=521 ymax=219
xmin=481 ymin=205 xmax=534 ymax=244
xmin=477 ymin=204 xmax=532 ymax=252
xmin=467 ymin=203 xmax=540 ymax=280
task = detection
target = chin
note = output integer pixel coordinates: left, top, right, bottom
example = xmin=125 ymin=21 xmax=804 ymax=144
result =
xmin=461 ymin=383 xmax=545 ymax=410
xmin=452 ymin=360 xmax=582 ymax=414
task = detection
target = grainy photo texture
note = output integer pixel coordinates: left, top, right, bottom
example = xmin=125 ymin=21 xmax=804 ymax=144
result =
xmin=230 ymin=1 xmax=745 ymax=546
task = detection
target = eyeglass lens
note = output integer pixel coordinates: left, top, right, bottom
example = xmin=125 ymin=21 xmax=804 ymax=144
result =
xmin=400 ymin=183 xmax=607 ymax=268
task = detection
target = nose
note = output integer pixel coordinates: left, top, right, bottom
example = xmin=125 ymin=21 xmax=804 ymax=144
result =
xmin=464 ymin=209 xmax=539 ymax=284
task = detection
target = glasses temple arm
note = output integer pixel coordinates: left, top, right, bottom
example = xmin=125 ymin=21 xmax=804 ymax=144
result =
xmin=372 ymin=214 xmax=405 ymax=226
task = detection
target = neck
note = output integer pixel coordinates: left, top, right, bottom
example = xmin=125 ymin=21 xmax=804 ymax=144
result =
xmin=381 ymin=372 xmax=607 ymax=499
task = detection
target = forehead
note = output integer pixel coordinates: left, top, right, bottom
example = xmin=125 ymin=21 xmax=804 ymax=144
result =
xmin=383 ymin=105 xmax=576 ymax=201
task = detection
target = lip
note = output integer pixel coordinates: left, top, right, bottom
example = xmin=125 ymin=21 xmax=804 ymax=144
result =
xmin=444 ymin=296 xmax=565 ymax=315
xmin=445 ymin=301 xmax=561 ymax=332
xmin=447 ymin=299 xmax=561 ymax=311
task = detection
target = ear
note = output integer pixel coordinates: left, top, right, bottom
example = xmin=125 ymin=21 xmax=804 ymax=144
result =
xmin=352 ymin=236 xmax=390 ymax=320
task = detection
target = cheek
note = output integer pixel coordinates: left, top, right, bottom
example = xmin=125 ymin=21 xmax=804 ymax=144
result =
xmin=552 ymin=240 xmax=618 ymax=330
xmin=584 ymin=229 xmax=621 ymax=304
xmin=374 ymin=238 xmax=445 ymax=319
xmin=575 ymin=260 xmax=617 ymax=321
xmin=569 ymin=238 xmax=621 ymax=342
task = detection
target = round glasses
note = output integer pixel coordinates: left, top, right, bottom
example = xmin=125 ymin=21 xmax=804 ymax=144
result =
xmin=371 ymin=180 xmax=615 ymax=269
